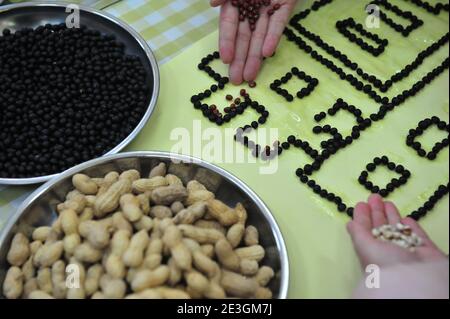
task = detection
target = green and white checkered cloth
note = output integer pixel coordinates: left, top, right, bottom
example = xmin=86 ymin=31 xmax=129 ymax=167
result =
xmin=0 ymin=0 xmax=219 ymax=227
xmin=107 ymin=0 xmax=219 ymax=63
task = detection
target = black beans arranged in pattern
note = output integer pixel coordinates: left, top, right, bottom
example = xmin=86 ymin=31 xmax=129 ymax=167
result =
xmin=286 ymin=137 xmax=319 ymax=160
xmin=284 ymin=28 xmax=384 ymax=103
xmin=311 ymin=99 xmax=366 ymax=149
xmin=289 ymin=3 xmax=449 ymax=94
xmin=193 ymin=51 xmax=271 ymax=126
xmin=387 ymin=33 xmax=448 ymax=88
xmin=197 ymin=50 xmax=229 ymax=85
xmin=296 ymin=159 xmax=353 ymax=215
xmin=269 ymin=67 xmax=319 ymax=102
xmin=233 ymin=99 xmax=273 ymax=159
xmin=192 ymin=1 xmax=449 ymax=220
xmin=337 ymin=203 xmax=347 ymax=212
xmin=0 ymin=25 xmax=150 ymax=178
xmin=314 ymin=112 xmax=327 ymax=122
xmin=358 ymin=156 xmax=411 ymax=197
xmin=285 ymin=1 xmax=449 ymax=220
xmin=409 ymin=0 xmax=449 ymax=15
xmin=313 ymin=126 xmax=323 ymax=134
xmin=311 ymin=0 xmax=333 ymax=11
xmin=286 ymin=23 xmax=449 ymax=127
xmin=409 ymin=184 xmax=449 ymax=220
xmin=287 ymin=135 xmax=296 ymax=144
xmin=336 ymin=18 xmax=388 ymax=56
xmin=370 ymin=0 xmax=424 ymax=37
xmin=406 ymin=116 xmax=449 ymax=160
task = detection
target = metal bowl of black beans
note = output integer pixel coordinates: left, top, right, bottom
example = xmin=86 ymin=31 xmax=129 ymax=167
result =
xmin=0 ymin=151 xmax=289 ymax=299
xmin=0 ymin=2 xmax=160 ymax=185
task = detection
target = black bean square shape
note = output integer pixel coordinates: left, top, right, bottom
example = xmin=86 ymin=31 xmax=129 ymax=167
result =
xmin=358 ymin=156 xmax=411 ymax=197
xmin=197 ymin=51 xmax=228 ymax=83
xmin=406 ymin=117 xmax=449 ymax=160
xmin=336 ymin=18 xmax=388 ymax=56
xmin=312 ymin=99 xmax=367 ymax=150
xmin=269 ymin=67 xmax=319 ymax=102
xmin=369 ymin=0 xmax=424 ymax=37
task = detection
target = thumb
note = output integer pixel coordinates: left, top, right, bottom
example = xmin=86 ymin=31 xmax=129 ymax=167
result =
xmin=347 ymin=221 xmax=377 ymax=267
xmin=347 ymin=221 xmax=375 ymax=245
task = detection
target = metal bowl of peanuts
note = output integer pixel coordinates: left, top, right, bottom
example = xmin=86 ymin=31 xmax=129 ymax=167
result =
xmin=0 ymin=2 xmax=160 ymax=185
xmin=0 ymin=151 xmax=289 ymax=299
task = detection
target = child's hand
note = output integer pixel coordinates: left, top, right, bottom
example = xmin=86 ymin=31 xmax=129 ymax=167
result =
xmin=210 ymin=0 xmax=298 ymax=85
xmin=347 ymin=194 xmax=447 ymax=269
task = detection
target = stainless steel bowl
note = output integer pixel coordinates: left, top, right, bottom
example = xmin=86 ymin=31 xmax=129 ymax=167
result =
xmin=0 ymin=151 xmax=289 ymax=298
xmin=0 ymin=2 xmax=160 ymax=185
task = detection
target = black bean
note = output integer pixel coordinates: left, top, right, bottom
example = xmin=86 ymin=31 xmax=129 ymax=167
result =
xmin=0 ymin=24 xmax=150 ymax=178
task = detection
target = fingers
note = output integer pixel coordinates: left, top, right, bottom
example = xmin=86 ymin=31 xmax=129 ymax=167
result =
xmin=368 ymin=194 xmax=388 ymax=227
xmin=262 ymin=3 xmax=294 ymax=57
xmin=384 ymin=201 xmax=401 ymax=225
xmin=353 ymin=202 xmax=372 ymax=230
xmin=219 ymin=2 xmax=238 ymax=64
xmin=229 ymin=20 xmax=251 ymax=85
xmin=210 ymin=0 xmax=227 ymax=7
xmin=243 ymin=8 xmax=270 ymax=82
xmin=219 ymin=1 xmax=297 ymax=81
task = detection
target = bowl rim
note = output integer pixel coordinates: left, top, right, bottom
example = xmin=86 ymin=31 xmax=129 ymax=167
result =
xmin=0 ymin=151 xmax=290 ymax=298
xmin=0 ymin=1 xmax=161 ymax=185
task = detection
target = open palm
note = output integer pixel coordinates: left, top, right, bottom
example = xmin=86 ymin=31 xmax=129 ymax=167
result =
xmin=211 ymin=0 xmax=298 ymax=84
xmin=347 ymin=194 xmax=447 ymax=269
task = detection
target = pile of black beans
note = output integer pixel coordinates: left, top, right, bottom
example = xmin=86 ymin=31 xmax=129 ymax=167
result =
xmin=0 ymin=24 xmax=151 ymax=179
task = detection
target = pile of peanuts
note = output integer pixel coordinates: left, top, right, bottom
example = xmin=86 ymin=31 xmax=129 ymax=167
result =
xmin=372 ymin=223 xmax=423 ymax=251
xmin=2 ymin=162 xmax=275 ymax=299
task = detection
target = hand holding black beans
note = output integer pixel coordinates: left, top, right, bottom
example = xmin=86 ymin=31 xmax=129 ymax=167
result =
xmin=210 ymin=0 xmax=298 ymax=85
